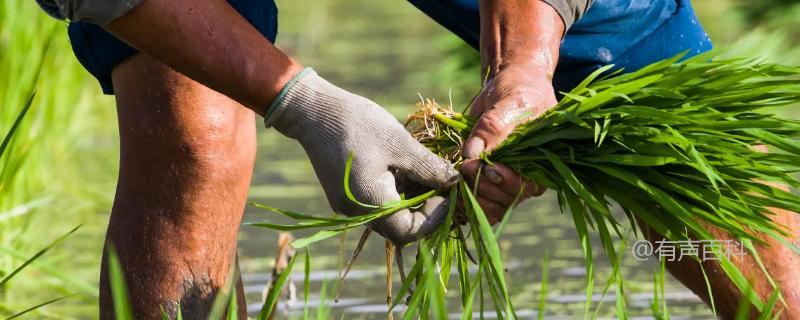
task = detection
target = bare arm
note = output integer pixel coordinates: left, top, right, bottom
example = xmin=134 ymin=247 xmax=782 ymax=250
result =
xmin=106 ymin=0 xmax=303 ymax=116
xmin=36 ymin=0 xmax=461 ymax=247
xmin=477 ymin=0 xmax=563 ymax=86
xmin=461 ymin=1 xmax=566 ymax=222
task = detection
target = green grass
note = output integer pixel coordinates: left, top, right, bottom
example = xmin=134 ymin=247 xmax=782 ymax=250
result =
xmin=0 ymin=90 xmax=80 ymax=316
xmin=0 ymin=1 xmax=118 ymax=318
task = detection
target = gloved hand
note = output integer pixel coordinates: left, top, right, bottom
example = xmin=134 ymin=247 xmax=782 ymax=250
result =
xmin=265 ymin=68 xmax=459 ymax=245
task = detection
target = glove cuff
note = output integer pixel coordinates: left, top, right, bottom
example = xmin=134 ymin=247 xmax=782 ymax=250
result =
xmin=264 ymin=67 xmax=316 ymax=128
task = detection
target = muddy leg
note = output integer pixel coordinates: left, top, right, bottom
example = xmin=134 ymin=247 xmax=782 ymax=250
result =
xmin=99 ymin=53 xmax=256 ymax=319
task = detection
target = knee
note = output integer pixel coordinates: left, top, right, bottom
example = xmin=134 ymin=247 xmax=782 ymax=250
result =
xmin=112 ymin=54 xmax=256 ymax=173
xmin=118 ymin=103 xmax=255 ymax=176
xmin=175 ymin=108 xmax=256 ymax=167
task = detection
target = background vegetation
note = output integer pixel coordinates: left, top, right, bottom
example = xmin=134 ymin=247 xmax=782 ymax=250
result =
xmin=1 ymin=0 xmax=117 ymax=317
xmin=1 ymin=0 xmax=798 ymax=318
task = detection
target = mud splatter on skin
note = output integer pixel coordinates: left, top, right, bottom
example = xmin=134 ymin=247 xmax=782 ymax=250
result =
xmin=162 ymin=274 xmax=217 ymax=319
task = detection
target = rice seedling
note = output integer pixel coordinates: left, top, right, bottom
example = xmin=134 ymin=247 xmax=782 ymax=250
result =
xmin=406 ymin=51 xmax=800 ymax=313
xmin=251 ymin=51 xmax=800 ymax=318
xmin=107 ymin=247 xmax=134 ymax=320
xmin=536 ymin=250 xmax=548 ymax=320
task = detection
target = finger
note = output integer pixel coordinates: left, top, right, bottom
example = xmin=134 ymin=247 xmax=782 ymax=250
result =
xmin=452 ymin=184 xmax=503 ymax=225
xmin=526 ymin=180 xmax=546 ymax=197
xmin=395 ymin=137 xmax=460 ymax=189
xmin=460 ymin=159 xmax=481 ymax=180
xmin=461 ymin=160 xmax=515 ymax=204
xmin=372 ymin=196 xmax=450 ymax=245
xmin=454 ymin=193 xmax=507 ymax=226
xmin=468 ymin=88 xmax=489 ymax=118
xmin=343 ymin=169 xmax=402 ymax=215
xmin=483 ymin=162 xmax=545 ymax=198
xmin=461 ymin=160 xmax=544 ymax=199
xmin=463 ymin=100 xmax=520 ymax=159
xmin=477 ymin=195 xmax=507 ymax=225
xmin=474 ymin=178 xmax=517 ymax=206
xmin=364 ymin=172 xmax=449 ymax=245
xmin=454 ymin=198 xmax=467 ymax=225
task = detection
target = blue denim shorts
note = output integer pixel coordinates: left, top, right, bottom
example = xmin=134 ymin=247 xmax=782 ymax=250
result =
xmin=409 ymin=0 xmax=713 ymax=92
xmin=68 ymin=0 xmax=278 ymax=94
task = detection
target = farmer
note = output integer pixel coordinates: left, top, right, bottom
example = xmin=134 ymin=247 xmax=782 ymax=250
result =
xmin=36 ymin=0 xmax=799 ymax=318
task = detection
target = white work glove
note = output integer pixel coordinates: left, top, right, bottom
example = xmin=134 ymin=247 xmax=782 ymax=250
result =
xmin=265 ymin=68 xmax=458 ymax=245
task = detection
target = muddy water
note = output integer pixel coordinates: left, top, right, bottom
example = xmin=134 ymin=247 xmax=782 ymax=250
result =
xmin=236 ymin=0 xmax=712 ymax=318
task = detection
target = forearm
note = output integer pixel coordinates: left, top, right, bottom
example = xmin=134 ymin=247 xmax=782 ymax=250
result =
xmin=478 ymin=0 xmax=564 ymax=78
xmin=105 ymin=0 xmax=302 ymax=116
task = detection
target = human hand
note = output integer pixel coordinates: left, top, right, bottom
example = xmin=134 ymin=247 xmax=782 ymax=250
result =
xmin=460 ymin=160 xmax=545 ymax=224
xmin=461 ymin=67 xmax=556 ymax=223
xmin=463 ymin=67 xmax=558 ymax=158
xmin=266 ymin=68 xmax=459 ymax=244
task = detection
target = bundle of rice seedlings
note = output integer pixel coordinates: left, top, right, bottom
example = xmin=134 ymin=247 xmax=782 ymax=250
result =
xmin=251 ymin=52 xmax=800 ymax=318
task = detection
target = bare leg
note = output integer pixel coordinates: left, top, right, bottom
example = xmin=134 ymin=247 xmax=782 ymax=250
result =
xmin=639 ymin=209 xmax=800 ymax=319
xmin=99 ymin=53 xmax=256 ymax=319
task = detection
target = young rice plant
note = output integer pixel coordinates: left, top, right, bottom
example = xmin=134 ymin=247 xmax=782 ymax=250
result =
xmin=250 ymin=52 xmax=800 ymax=318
